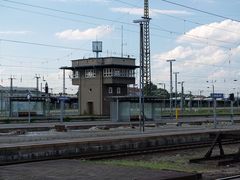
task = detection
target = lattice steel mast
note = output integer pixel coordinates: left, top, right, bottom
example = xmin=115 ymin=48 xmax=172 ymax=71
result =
xmin=143 ymin=0 xmax=151 ymax=95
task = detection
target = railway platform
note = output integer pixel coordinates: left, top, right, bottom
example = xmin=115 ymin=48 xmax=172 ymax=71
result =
xmin=0 ymin=121 xmax=240 ymax=179
xmin=0 ymin=122 xmax=240 ymax=164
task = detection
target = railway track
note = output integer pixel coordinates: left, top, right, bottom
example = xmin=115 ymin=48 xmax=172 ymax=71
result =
xmin=0 ymin=138 xmax=239 ymax=166
xmin=80 ymin=139 xmax=240 ymax=160
xmin=216 ymin=175 xmax=240 ymax=180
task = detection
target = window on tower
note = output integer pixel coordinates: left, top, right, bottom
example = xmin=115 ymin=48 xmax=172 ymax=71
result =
xmin=117 ymin=87 xmax=121 ymax=94
xmin=72 ymin=70 xmax=79 ymax=78
xmin=85 ymin=69 xmax=96 ymax=78
xmin=108 ymin=87 xmax=113 ymax=94
xmin=103 ymin=68 xmax=135 ymax=78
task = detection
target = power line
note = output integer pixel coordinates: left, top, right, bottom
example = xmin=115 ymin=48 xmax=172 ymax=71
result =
xmin=0 ymin=38 xmax=92 ymax=51
xmin=154 ymin=12 xmax=240 ymax=36
xmin=0 ymin=38 xmax=128 ymax=57
xmin=113 ymin=0 xmax=240 ymax=35
xmin=1 ymin=0 xmax=134 ymax=26
xmin=0 ymin=4 xmax=100 ymax=27
xmin=1 ymin=39 xmax=238 ymax=75
xmin=113 ymin=0 xmax=239 ymax=46
xmin=0 ymin=3 xmax=176 ymax=41
xmin=1 ymin=0 xmax=238 ymax=50
xmin=2 ymin=0 xmax=239 ymax=47
xmin=151 ymin=24 xmax=237 ymax=47
xmin=161 ymin=0 xmax=240 ymax=22
xmin=0 ymin=63 xmax=57 ymax=70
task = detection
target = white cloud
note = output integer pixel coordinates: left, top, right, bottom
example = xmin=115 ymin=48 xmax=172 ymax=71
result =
xmin=154 ymin=20 xmax=240 ymax=68
xmin=208 ymin=69 xmax=227 ymax=79
xmin=55 ymin=25 xmax=113 ymax=40
xmin=110 ymin=7 xmax=191 ymax=16
xmin=178 ymin=20 xmax=240 ymax=45
xmin=110 ymin=7 xmax=143 ymax=16
xmin=152 ymin=9 xmax=192 ymax=16
xmin=152 ymin=20 xmax=240 ymax=93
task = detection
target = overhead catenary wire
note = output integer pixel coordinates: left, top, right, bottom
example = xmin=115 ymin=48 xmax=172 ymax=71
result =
xmin=0 ymin=0 xmax=135 ymax=26
xmin=1 ymin=0 xmax=239 ymax=92
xmin=0 ymin=38 xmax=132 ymax=57
xmin=161 ymin=0 xmax=240 ymax=23
xmin=1 ymin=0 xmax=239 ymax=52
xmin=0 ymin=0 xmax=239 ymax=49
xmin=113 ymin=0 xmax=240 ymax=35
xmin=112 ymin=0 xmax=239 ymax=46
xmin=1 ymin=4 xmax=236 ymax=66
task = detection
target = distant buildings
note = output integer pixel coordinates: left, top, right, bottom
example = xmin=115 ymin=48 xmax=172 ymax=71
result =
xmin=0 ymin=85 xmax=78 ymax=117
xmin=0 ymin=86 xmax=45 ymax=116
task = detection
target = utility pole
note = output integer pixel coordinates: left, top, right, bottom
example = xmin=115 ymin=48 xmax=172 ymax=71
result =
xmin=173 ymin=72 xmax=179 ymax=110
xmin=166 ymin=59 xmax=176 ymax=119
xmin=8 ymin=76 xmax=15 ymax=117
xmin=63 ymin=69 xmax=66 ymax=95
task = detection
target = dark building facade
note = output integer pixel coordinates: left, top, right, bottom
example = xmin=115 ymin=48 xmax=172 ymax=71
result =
xmin=68 ymin=57 xmax=138 ymax=115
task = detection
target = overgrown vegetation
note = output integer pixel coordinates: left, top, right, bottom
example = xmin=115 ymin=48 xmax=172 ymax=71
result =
xmin=98 ymin=159 xmax=209 ymax=173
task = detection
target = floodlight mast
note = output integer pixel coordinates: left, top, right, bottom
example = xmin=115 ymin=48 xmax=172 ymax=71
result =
xmin=166 ymin=59 xmax=176 ymax=119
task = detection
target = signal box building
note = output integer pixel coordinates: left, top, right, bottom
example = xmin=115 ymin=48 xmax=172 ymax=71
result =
xmin=68 ymin=57 xmax=138 ymax=115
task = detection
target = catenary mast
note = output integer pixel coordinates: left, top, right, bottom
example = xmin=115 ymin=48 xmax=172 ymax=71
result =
xmin=143 ymin=0 xmax=151 ymax=95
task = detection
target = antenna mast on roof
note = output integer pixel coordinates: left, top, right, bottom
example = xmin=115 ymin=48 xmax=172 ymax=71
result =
xmin=92 ymin=41 xmax=102 ymax=58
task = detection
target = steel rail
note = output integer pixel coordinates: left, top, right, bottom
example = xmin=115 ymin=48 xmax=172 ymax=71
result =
xmin=0 ymin=139 xmax=240 ymax=166
xmin=80 ymin=139 xmax=240 ymax=160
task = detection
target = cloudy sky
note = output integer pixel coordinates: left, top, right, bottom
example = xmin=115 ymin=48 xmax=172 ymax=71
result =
xmin=0 ymin=0 xmax=239 ymax=96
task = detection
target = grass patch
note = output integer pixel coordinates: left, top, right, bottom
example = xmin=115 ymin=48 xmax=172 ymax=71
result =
xmin=98 ymin=159 xmax=210 ymax=173
xmin=3 ymin=118 xmax=10 ymax=124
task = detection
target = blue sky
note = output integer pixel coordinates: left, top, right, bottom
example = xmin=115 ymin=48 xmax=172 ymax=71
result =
xmin=0 ymin=0 xmax=240 ymax=96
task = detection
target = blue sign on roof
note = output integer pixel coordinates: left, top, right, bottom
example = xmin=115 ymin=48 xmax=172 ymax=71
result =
xmin=58 ymin=96 xmax=69 ymax=101
xmin=210 ymin=93 xmax=224 ymax=98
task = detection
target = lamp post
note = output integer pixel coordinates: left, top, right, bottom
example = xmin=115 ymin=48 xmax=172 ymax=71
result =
xmin=158 ymin=83 xmax=166 ymax=109
xmin=188 ymin=91 xmax=192 ymax=112
xmin=198 ymin=90 xmax=204 ymax=109
xmin=173 ymin=72 xmax=179 ymax=110
xmin=27 ymin=91 xmax=32 ymax=124
xmin=133 ymin=18 xmax=150 ymax=132
xmin=178 ymin=81 xmax=184 ymax=114
xmin=233 ymin=80 xmax=239 ymax=111
xmin=237 ymin=91 xmax=239 ymax=110
xmin=166 ymin=59 xmax=176 ymax=119
xmin=60 ymin=66 xmax=68 ymax=123
xmin=207 ymin=80 xmax=217 ymax=128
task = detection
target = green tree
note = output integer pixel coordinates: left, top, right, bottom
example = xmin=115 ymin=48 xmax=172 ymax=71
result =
xmin=144 ymin=82 xmax=169 ymax=98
